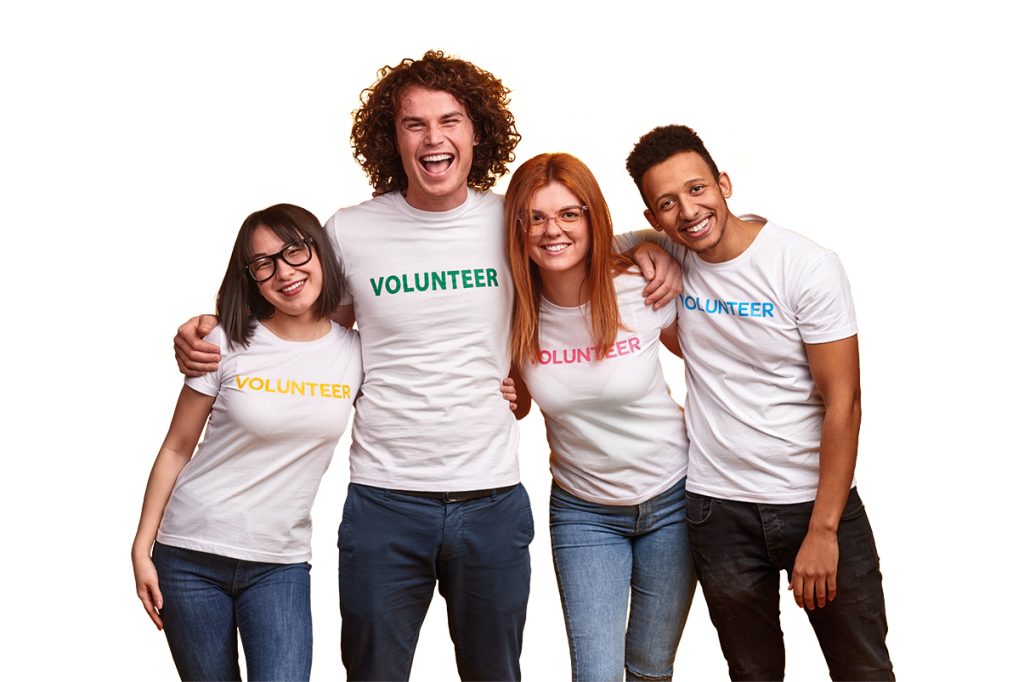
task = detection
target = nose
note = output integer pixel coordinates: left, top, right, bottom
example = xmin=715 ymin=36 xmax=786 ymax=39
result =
xmin=275 ymin=256 xmax=297 ymax=280
xmin=541 ymin=216 xmax=564 ymax=237
xmin=677 ymin=196 xmax=701 ymax=221
xmin=425 ymin=122 xmax=443 ymax=146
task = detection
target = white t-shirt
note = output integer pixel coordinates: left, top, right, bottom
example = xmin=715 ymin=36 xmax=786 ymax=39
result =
xmin=618 ymin=221 xmax=858 ymax=503
xmin=157 ymin=322 xmax=362 ymax=563
xmin=521 ymin=271 xmax=688 ymax=506
xmin=325 ymin=190 xmax=519 ymax=491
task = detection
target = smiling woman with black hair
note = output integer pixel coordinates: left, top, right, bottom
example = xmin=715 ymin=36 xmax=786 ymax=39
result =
xmin=131 ymin=204 xmax=362 ymax=681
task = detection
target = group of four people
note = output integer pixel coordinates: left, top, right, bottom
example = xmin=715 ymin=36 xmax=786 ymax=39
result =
xmin=132 ymin=51 xmax=894 ymax=681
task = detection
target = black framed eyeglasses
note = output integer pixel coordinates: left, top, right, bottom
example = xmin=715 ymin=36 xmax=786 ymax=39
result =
xmin=517 ymin=205 xmax=589 ymax=235
xmin=246 ymin=238 xmax=314 ymax=282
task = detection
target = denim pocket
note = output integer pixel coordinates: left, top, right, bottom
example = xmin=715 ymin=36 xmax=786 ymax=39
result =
xmin=840 ymin=487 xmax=865 ymax=522
xmin=684 ymin=491 xmax=713 ymax=526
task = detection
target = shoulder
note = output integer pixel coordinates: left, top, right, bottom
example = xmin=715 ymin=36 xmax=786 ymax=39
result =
xmin=329 ymin=322 xmax=361 ymax=350
xmin=201 ymin=325 xmax=232 ymax=354
xmin=764 ymin=222 xmax=840 ymax=262
xmin=612 ymin=267 xmax=651 ymax=306
xmin=326 ymin=194 xmax=400 ymax=229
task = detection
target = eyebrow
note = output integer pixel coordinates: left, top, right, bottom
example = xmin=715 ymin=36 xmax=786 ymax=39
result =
xmin=400 ymin=111 xmax=465 ymax=124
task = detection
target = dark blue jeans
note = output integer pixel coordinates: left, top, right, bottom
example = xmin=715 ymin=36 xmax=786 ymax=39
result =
xmin=152 ymin=542 xmax=313 ymax=681
xmin=337 ymin=483 xmax=534 ymax=681
xmin=685 ymin=488 xmax=894 ymax=681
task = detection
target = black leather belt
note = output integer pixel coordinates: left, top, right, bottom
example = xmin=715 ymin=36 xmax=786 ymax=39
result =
xmin=393 ymin=484 xmax=517 ymax=503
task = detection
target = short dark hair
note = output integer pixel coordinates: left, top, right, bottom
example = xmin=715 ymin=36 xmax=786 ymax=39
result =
xmin=216 ymin=204 xmax=344 ymax=348
xmin=351 ymin=50 xmax=521 ymax=193
xmin=625 ymin=125 xmax=721 ymax=202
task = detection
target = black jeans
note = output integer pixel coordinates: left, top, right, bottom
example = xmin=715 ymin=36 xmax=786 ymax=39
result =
xmin=685 ymin=488 xmax=894 ymax=681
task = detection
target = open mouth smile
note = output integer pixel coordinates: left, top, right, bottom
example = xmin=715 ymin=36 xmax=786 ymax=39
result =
xmin=279 ymin=279 xmax=306 ymax=297
xmin=680 ymin=216 xmax=711 ymax=237
xmin=420 ymin=153 xmax=454 ymax=174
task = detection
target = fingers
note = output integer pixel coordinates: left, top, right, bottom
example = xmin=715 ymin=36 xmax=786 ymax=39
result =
xmin=500 ymin=377 xmax=518 ymax=412
xmin=173 ymin=318 xmax=220 ymax=376
xmin=643 ymin=279 xmax=678 ymax=310
xmin=789 ymin=572 xmax=836 ymax=610
xmin=635 ymin=250 xmax=657 ymax=281
xmin=138 ymin=584 xmax=164 ymax=630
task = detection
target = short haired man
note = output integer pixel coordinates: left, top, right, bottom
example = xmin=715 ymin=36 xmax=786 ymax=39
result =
xmin=624 ymin=125 xmax=895 ymax=681
xmin=175 ymin=52 xmax=679 ymax=680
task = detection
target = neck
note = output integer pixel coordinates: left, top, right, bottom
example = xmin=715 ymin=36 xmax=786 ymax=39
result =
xmin=403 ymin=184 xmax=470 ymax=212
xmin=539 ymin=268 xmax=591 ymax=308
xmin=698 ymin=213 xmax=765 ymax=264
xmin=261 ymin=313 xmax=330 ymax=341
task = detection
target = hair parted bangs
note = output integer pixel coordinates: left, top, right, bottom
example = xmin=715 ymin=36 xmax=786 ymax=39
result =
xmin=216 ymin=204 xmax=345 ymax=348
xmin=505 ymin=153 xmax=632 ymax=368
xmin=351 ymin=50 xmax=521 ymax=194
xmin=626 ymin=125 xmax=721 ymax=207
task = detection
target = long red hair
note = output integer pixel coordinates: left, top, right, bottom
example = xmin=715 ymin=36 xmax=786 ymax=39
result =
xmin=505 ymin=153 xmax=631 ymax=367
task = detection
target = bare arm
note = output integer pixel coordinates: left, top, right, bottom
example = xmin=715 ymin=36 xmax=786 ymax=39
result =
xmin=659 ymin=324 xmax=683 ymax=359
xmin=130 ymin=385 xmax=216 ymax=629
xmin=625 ymin=242 xmax=682 ymax=310
xmin=173 ymin=315 xmax=220 ymax=377
xmin=788 ymin=335 xmax=861 ymax=611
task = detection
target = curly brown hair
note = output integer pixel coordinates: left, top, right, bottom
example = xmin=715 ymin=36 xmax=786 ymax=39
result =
xmin=351 ymin=50 xmax=521 ymax=193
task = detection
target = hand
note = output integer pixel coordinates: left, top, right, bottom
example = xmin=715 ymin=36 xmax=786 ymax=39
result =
xmin=788 ymin=528 xmax=839 ymax=610
xmin=173 ymin=314 xmax=220 ymax=377
xmin=632 ymin=243 xmax=682 ymax=309
xmin=500 ymin=377 xmax=518 ymax=412
xmin=133 ymin=554 xmax=164 ymax=630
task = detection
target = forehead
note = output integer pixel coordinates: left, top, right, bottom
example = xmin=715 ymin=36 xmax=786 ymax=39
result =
xmin=531 ymin=181 xmax=581 ymax=209
xmin=641 ymin=151 xmax=715 ymax=196
xmin=395 ymin=85 xmax=468 ymax=121
xmin=249 ymin=224 xmax=292 ymax=255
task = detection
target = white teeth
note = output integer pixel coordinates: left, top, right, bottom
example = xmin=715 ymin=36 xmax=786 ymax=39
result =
xmin=282 ymin=280 xmax=304 ymax=292
xmin=543 ymin=244 xmax=569 ymax=253
xmin=685 ymin=217 xmax=710 ymax=233
xmin=422 ymin=154 xmax=453 ymax=162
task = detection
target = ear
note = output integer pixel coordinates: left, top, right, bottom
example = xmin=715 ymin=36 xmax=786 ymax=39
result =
xmin=717 ymin=172 xmax=733 ymax=199
xmin=643 ymin=209 xmax=664 ymax=232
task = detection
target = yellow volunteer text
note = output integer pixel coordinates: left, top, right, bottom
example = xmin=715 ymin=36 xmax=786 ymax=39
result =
xmin=235 ymin=376 xmax=352 ymax=399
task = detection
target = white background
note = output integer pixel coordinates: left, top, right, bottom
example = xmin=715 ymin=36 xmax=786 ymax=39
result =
xmin=2 ymin=1 xmax=1020 ymax=679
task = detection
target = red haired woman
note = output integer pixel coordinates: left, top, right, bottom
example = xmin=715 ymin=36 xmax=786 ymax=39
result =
xmin=505 ymin=153 xmax=695 ymax=681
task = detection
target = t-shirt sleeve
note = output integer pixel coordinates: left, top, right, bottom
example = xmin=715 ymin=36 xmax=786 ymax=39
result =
xmin=184 ymin=327 xmax=227 ymax=397
xmin=795 ymin=252 xmax=858 ymax=344
xmin=613 ymin=228 xmax=673 ymax=253
xmin=324 ymin=213 xmax=354 ymax=306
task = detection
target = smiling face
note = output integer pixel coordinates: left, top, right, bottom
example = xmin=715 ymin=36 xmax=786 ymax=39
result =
xmin=641 ymin=151 xmax=735 ymax=262
xmin=395 ymin=85 xmax=479 ymax=212
xmin=249 ymin=225 xmax=323 ymax=322
xmin=526 ymin=181 xmax=591 ymax=286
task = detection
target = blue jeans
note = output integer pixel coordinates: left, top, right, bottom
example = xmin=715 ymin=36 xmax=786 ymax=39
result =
xmin=550 ymin=478 xmax=697 ymax=682
xmin=337 ymin=482 xmax=534 ymax=681
xmin=151 ymin=542 xmax=313 ymax=681
xmin=685 ymin=488 xmax=894 ymax=681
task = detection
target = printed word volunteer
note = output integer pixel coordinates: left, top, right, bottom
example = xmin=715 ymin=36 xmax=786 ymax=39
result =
xmin=370 ymin=267 xmax=500 ymax=296
xmin=235 ymin=375 xmax=353 ymax=399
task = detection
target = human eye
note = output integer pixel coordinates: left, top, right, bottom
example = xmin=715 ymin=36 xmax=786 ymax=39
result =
xmin=530 ymin=212 xmax=546 ymax=226
xmin=251 ymin=258 xmax=273 ymax=276
xmin=560 ymin=208 xmax=581 ymax=222
xmin=690 ymin=184 xmax=705 ymax=194
xmin=284 ymin=243 xmax=307 ymax=261
xmin=657 ymin=197 xmax=676 ymax=212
